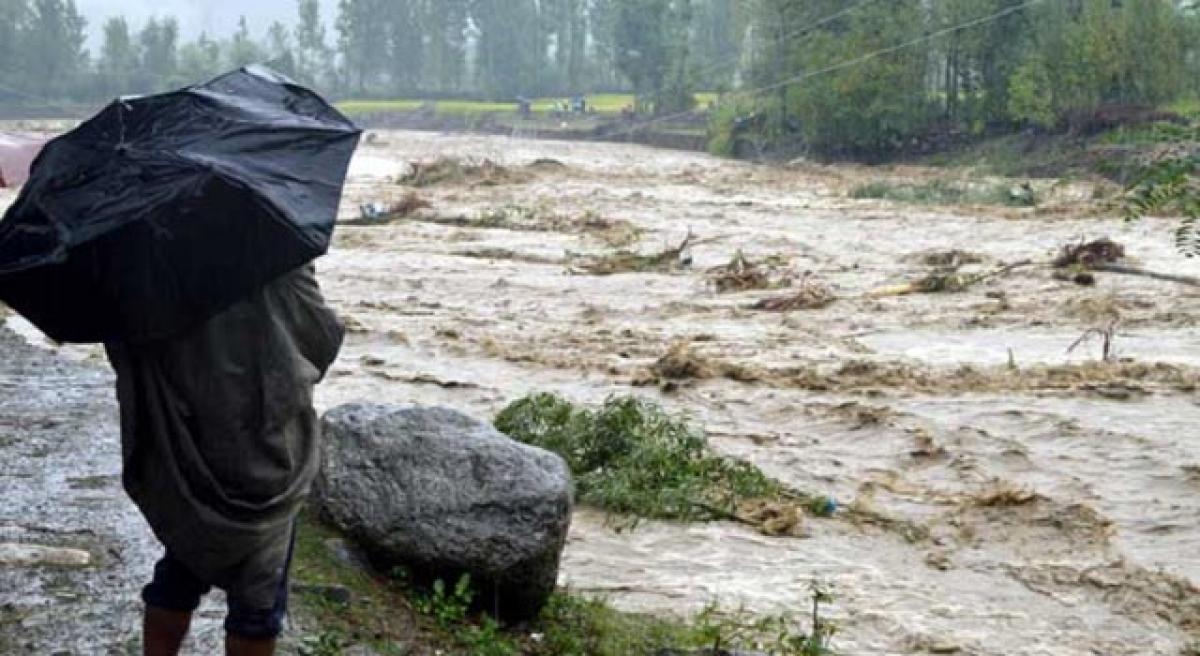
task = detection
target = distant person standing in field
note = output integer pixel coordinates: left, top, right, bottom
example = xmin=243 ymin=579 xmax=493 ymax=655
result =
xmin=105 ymin=265 xmax=343 ymax=656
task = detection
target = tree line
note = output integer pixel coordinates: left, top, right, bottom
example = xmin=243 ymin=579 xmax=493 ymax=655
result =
xmin=726 ymin=0 xmax=1200 ymax=156
xmin=0 ymin=0 xmax=739 ymax=105
xmin=0 ymin=0 xmax=1197 ymax=157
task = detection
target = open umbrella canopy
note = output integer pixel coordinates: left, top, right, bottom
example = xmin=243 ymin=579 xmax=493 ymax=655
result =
xmin=0 ymin=133 xmax=46 ymax=188
xmin=0 ymin=66 xmax=361 ymax=343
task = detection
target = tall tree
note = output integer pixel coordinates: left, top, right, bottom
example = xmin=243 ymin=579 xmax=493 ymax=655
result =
xmin=227 ymin=15 xmax=266 ymax=69
xmin=336 ymin=0 xmax=388 ymax=93
xmin=177 ymin=32 xmax=223 ymax=85
xmin=1009 ymin=0 xmax=1188 ymax=128
xmin=139 ymin=17 xmax=180 ymax=91
xmin=423 ymin=0 xmax=468 ymax=92
xmin=472 ymin=0 xmax=541 ymax=98
xmin=0 ymin=0 xmax=31 ymax=93
xmin=785 ymin=0 xmax=931 ymax=155
xmin=97 ymin=16 xmax=137 ymax=96
xmin=612 ymin=0 xmax=695 ymax=114
xmin=692 ymin=0 xmax=737 ymax=90
xmin=266 ymin=20 xmax=297 ymax=77
xmin=22 ymin=0 xmax=88 ymax=100
xmin=385 ymin=0 xmax=423 ymax=94
xmin=587 ymin=0 xmax=623 ymax=89
xmin=294 ymin=0 xmax=331 ymax=88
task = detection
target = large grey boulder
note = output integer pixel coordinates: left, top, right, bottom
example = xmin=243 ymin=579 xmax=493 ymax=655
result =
xmin=313 ymin=404 xmax=572 ymax=620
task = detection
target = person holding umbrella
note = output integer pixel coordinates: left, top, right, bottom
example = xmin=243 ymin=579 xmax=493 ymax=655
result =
xmin=0 ymin=68 xmax=361 ymax=655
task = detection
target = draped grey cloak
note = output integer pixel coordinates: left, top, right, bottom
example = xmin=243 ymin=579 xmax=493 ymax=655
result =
xmin=105 ymin=265 xmax=343 ymax=608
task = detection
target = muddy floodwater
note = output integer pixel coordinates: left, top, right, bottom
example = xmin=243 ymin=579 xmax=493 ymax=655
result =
xmin=5 ymin=130 xmax=1200 ymax=654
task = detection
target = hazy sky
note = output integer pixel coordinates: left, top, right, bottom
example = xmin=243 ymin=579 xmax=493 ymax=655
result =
xmin=74 ymin=0 xmax=337 ymax=49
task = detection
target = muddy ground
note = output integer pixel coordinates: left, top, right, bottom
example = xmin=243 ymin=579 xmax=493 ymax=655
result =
xmin=0 ymin=325 xmax=229 ymax=654
xmin=4 ymin=129 xmax=1200 ymax=654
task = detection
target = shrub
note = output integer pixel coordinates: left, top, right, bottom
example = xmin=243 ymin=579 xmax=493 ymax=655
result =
xmin=495 ymin=394 xmax=783 ymax=522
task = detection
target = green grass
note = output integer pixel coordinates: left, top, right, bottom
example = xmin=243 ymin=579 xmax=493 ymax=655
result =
xmin=337 ymin=93 xmax=718 ymax=118
xmin=494 ymin=394 xmax=790 ymax=523
xmin=336 ymin=99 xmax=427 ymax=115
xmin=849 ymin=179 xmax=1037 ymax=207
xmin=1168 ymin=98 xmax=1200 ymax=121
xmin=291 ymin=515 xmax=422 ymax=655
xmin=292 ymin=514 xmax=835 ymax=655
xmin=1097 ymin=121 xmax=1200 ymax=146
xmin=291 ymin=393 xmax=837 ymax=653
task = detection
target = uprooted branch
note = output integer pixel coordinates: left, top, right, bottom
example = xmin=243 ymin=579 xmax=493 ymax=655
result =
xmin=569 ymin=231 xmax=700 ymax=275
xmin=869 ymin=260 xmax=1035 ymax=297
xmin=751 ymin=274 xmax=836 ymax=311
xmin=1091 ymin=264 xmax=1200 ymax=288
xmin=707 ymin=250 xmax=795 ymax=293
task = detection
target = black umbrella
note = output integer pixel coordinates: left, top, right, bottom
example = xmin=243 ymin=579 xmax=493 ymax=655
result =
xmin=0 ymin=66 xmax=361 ymax=343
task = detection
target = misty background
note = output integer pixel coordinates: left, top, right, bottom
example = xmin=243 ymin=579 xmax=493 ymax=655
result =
xmin=74 ymin=0 xmax=333 ymax=48
xmin=1 ymin=1 xmax=1198 ymax=160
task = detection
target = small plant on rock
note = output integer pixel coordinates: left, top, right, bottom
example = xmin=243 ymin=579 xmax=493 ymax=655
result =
xmin=414 ymin=574 xmax=474 ymax=628
xmin=297 ymin=630 xmax=347 ymax=656
xmin=413 ymin=574 xmax=521 ymax=655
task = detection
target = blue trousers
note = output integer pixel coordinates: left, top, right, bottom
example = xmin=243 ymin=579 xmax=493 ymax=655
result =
xmin=141 ymin=526 xmax=296 ymax=640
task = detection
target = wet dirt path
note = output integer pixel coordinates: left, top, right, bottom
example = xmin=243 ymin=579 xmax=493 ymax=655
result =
xmin=320 ymin=132 xmax=1200 ymax=655
xmin=4 ymin=130 xmax=1200 ymax=654
xmin=0 ymin=324 xmax=227 ymax=654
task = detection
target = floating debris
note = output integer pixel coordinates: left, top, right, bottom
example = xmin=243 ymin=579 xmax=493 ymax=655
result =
xmin=707 ymin=250 xmax=794 ymax=293
xmin=397 ymin=157 xmax=536 ymax=187
xmin=650 ymin=340 xmax=716 ymax=380
xmin=452 ymin=248 xmax=563 ymax=265
xmin=974 ymin=483 xmax=1041 ymax=507
xmin=641 ymin=341 xmax=762 ymax=385
xmin=1088 ymin=264 xmax=1200 ymax=288
xmin=908 ymin=249 xmax=985 ymax=269
xmin=403 ymin=204 xmax=641 ymax=247
xmin=570 ymin=232 xmax=697 ymax=276
xmin=346 ymin=191 xmax=432 ymax=226
xmin=752 ymin=274 xmax=836 ymax=311
xmin=735 ymin=499 xmax=806 ymax=537
xmin=1053 ymin=238 xmax=1126 ymax=268
xmin=869 ymin=260 xmax=1033 ymax=297
xmin=1068 ymin=320 xmax=1120 ymax=362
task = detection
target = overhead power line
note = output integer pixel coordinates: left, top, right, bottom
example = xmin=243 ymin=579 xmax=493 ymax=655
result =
xmin=610 ymin=0 xmax=1046 ymax=139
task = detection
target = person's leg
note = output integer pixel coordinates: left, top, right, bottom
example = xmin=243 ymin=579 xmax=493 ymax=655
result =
xmin=225 ymin=633 xmax=277 ymax=656
xmin=143 ymin=606 xmax=193 ymax=656
xmin=142 ymin=554 xmax=211 ymax=656
xmin=224 ymin=523 xmax=297 ymax=656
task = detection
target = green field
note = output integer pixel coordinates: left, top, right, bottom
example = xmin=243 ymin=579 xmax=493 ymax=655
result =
xmin=337 ymin=93 xmax=719 ymax=117
xmin=1168 ymin=98 xmax=1200 ymax=121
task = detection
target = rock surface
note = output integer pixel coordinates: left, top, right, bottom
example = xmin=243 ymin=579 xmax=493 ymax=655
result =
xmin=0 ymin=543 xmax=92 ymax=568
xmin=314 ymin=404 xmax=573 ymax=620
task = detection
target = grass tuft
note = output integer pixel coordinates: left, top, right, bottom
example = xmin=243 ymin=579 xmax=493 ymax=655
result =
xmin=495 ymin=394 xmax=786 ymax=523
xmin=292 ymin=515 xmax=836 ymax=655
xmin=337 ymin=93 xmax=718 ymax=118
xmin=849 ymin=179 xmax=1037 ymax=207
